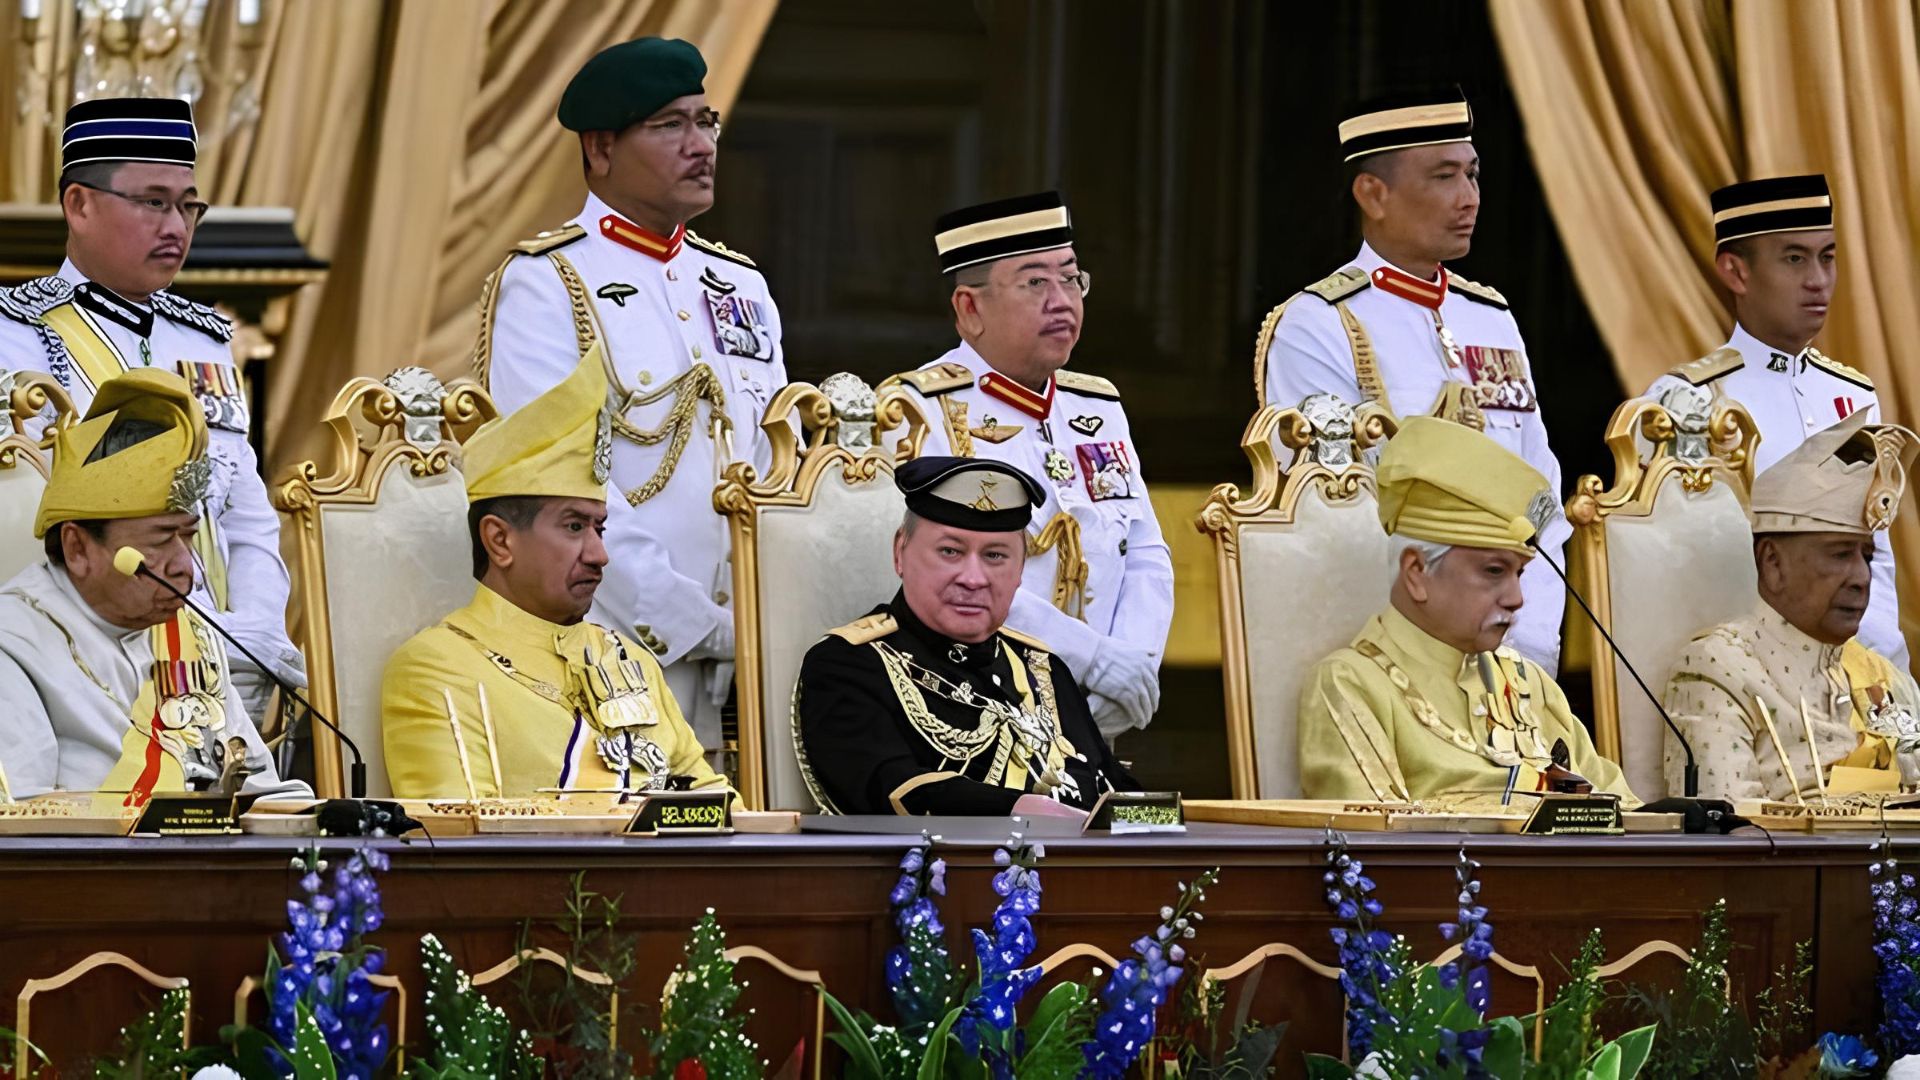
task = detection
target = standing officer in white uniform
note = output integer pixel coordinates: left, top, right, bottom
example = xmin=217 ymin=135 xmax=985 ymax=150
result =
xmin=883 ymin=192 xmax=1174 ymax=739
xmin=1643 ymin=175 xmax=1905 ymax=668
xmin=477 ymin=37 xmax=787 ymax=749
xmin=1257 ymin=88 xmax=1570 ymax=674
xmin=0 ymin=97 xmax=303 ymax=722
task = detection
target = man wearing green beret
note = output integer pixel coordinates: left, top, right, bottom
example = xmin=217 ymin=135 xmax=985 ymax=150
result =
xmin=1297 ymin=417 xmax=1634 ymax=808
xmin=475 ymin=37 xmax=787 ymax=758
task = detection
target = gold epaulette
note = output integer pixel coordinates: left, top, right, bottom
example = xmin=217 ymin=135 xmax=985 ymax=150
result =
xmin=512 ymin=224 xmax=586 ymax=256
xmin=1302 ymin=267 xmax=1370 ymax=304
xmin=1055 ymin=369 xmax=1120 ymax=401
xmin=828 ymin=613 xmax=897 ymax=645
xmin=999 ymin=626 xmax=1051 ymax=653
xmin=686 ymin=230 xmax=756 ymax=268
xmin=1447 ymin=274 xmax=1509 ymax=310
xmin=883 ymin=362 xmax=975 ymax=398
xmin=1666 ymin=347 xmax=1744 ymax=387
xmin=1806 ymin=348 xmax=1874 ymax=391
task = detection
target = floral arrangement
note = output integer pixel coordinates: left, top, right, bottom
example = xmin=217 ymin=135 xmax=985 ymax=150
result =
xmin=411 ymin=933 xmax=541 ymax=1079
xmin=1872 ymin=833 xmax=1920 ymax=1059
xmin=825 ymin=835 xmax=1220 ymax=1079
xmin=645 ymin=910 xmax=761 ymax=1080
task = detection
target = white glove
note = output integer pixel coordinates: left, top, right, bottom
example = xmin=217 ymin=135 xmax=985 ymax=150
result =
xmin=1084 ymin=640 xmax=1161 ymax=732
xmin=686 ymin=603 xmax=735 ymax=662
xmin=1086 ymin=693 xmax=1134 ymax=741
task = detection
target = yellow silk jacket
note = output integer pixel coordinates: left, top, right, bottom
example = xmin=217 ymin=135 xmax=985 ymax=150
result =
xmin=381 ymin=585 xmax=724 ymax=799
xmin=1298 ymin=606 xmax=1635 ymax=808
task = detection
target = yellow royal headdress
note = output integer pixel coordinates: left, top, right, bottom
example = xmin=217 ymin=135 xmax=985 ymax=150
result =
xmin=463 ymin=343 xmax=614 ymax=502
xmin=1376 ymin=415 xmax=1557 ymax=555
xmin=34 ymin=368 xmax=210 ymax=538
xmin=1750 ymin=408 xmax=1920 ymax=536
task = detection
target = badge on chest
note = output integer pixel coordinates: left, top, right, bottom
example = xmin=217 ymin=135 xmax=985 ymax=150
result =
xmin=702 ymin=269 xmax=772 ymax=361
xmin=178 ymin=360 xmax=251 ymax=433
xmin=1460 ymin=346 xmax=1537 ymax=412
xmin=1076 ymin=441 xmax=1135 ymax=500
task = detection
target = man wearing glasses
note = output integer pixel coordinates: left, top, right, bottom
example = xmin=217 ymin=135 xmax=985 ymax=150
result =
xmin=0 ymin=97 xmax=305 ymax=726
xmin=882 ymin=192 xmax=1174 ymax=741
xmin=476 ymin=38 xmax=786 ymax=756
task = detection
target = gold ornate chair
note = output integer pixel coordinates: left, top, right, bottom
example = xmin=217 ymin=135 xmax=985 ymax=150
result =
xmin=716 ymin=375 xmax=930 ymax=811
xmin=15 ymin=952 xmax=188 ymax=1077
xmin=471 ymin=945 xmax=619 ymax=1042
xmin=1199 ymin=942 xmax=1348 ymax=1064
xmin=1197 ymin=396 xmax=1397 ymax=798
xmin=0 ymin=369 xmax=75 ymax=584
xmin=1566 ymin=387 xmax=1760 ymax=800
xmin=273 ymin=367 xmax=496 ymax=797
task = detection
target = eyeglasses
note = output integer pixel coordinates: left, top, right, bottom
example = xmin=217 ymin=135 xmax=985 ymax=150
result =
xmin=72 ymin=182 xmax=210 ymax=227
xmin=639 ymin=108 xmax=723 ymax=144
xmin=998 ymin=270 xmax=1093 ymax=303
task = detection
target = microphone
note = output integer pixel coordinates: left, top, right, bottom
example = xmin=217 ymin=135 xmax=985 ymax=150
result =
xmin=1525 ymin=538 xmax=1699 ymax=798
xmin=115 ymin=547 xmax=367 ymax=799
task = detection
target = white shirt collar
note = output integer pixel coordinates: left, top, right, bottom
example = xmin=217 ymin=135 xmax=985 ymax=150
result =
xmin=1352 ymin=241 xmax=1444 ymax=283
xmin=1727 ymin=323 xmax=1808 ymax=370
xmin=43 ymin=560 xmax=147 ymax=646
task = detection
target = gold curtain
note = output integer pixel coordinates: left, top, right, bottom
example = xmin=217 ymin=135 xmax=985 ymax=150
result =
xmin=1493 ymin=0 xmax=1920 ymax=652
xmin=1 ymin=0 xmax=777 ymax=469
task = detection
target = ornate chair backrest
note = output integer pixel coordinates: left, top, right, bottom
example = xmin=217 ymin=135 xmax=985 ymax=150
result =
xmin=724 ymin=944 xmax=827 ymax=1080
xmin=15 ymin=951 xmax=188 ymax=1077
xmin=0 ymin=370 xmax=75 ymax=584
xmin=717 ymin=374 xmax=931 ymax=810
xmin=1198 ymin=395 xmax=1397 ymax=798
xmin=1567 ymin=387 xmax=1760 ymax=800
xmin=273 ymin=367 xmax=496 ymax=797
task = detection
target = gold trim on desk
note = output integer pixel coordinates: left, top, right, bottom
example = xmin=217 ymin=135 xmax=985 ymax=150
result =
xmin=1564 ymin=396 xmax=1757 ymax=763
xmin=1195 ymin=400 xmax=1396 ymax=799
xmin=270 ymin=372 xmax=497 ymax=797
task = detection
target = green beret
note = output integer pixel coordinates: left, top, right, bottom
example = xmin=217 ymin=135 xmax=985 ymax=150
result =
xmin=558 ymin=37 xmax=707 ymax=134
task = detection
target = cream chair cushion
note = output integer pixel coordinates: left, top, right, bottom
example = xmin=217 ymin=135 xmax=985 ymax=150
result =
xmin=1600 ymin=474 xmax=1757 ymax=800
xmin=0 ymin=451 xmax=49 ymax=584
xmin=315 ymin=461 xmax=473 ymax=797
xmin=758 ymin=471 xmax=905 ymax=811
xmin=1237 ymin=489 xmax=1391 ymax=798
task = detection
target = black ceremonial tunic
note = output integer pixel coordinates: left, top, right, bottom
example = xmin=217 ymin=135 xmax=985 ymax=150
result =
xmin=796 ymin=593 xmax=1137 ymax=815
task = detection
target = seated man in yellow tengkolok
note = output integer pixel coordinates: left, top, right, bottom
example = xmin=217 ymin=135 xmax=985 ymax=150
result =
xmin=380 ymin=346 xmax=724 ymax=799
xmin=1297 ymin=416 xmax=1634 ymax=807
xmin=0 ymin=369 xmax=304 ymax=805
xmin=1664 ymin=410 xmax=1920 ymax=801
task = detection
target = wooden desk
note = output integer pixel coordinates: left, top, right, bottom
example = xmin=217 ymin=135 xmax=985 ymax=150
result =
xmin=0 ymin=825 xmax=1893 ymax=1076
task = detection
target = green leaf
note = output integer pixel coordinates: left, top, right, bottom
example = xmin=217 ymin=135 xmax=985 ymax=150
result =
xmin=1586 ymin=1041 xmax=1621 ymax=1080
xmin=822 ymin=991 xmax=889 ymax=1080
xmin=1023 ymin=982 xmax=1088 ymax=1048
xmin=1016 ymin=982 xmax=1094 ymax=1079
xmin=289 ymin=1003 xmax=339 ymax=1080
xmin=916 ymin=1008 xmax=962 ymax=1080
xmin=1604 ymin=1024 xmax=1657 ymax=1079
xmin=1302 ymin=1052 xmax=1354 ymax=1079
xmin=1480 ymin=1016 xmax=1527 ymax=1080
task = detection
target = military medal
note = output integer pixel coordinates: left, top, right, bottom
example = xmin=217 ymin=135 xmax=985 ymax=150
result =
xmin=1044 ymin=449 xmax=1072 ymax=483
xmin=703 ymin=276 xmax=773 ymax=360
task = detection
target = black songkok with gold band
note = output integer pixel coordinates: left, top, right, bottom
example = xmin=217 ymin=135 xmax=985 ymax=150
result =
xmin=1711 ymin=174 xmax=1832 ymax=247
xmin=1338 ymin=88 xmax=1473 ymax=163
xmin=896 ymin=456 xmax=1045 ymax=533
xmin=933 ymin=191 xmax=1073 ymax=275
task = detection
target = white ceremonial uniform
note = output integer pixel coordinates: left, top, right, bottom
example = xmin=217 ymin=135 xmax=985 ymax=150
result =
xmin=479 ymin=193 xmax=787 ymax=747
xmin=0 ymin=262 xmax=304 ymax=718
xmin=887 ymin=341 xmax=1175 ymax=737
xmin=1644 ymin=324 xmax=1905 ymax=669
xmin=1261 ymin=241 xmax=1570 ymax=674
xmin=0 ymin=561 xmax=306 ymax=799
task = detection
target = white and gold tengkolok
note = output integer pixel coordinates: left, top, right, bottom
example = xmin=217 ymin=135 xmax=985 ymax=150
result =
xmin=1664 ymin=410 xmax=1920 ymax=801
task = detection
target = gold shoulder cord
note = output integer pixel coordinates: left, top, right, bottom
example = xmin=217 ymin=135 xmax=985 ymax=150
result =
xmin=441 ymin=622 xmax=565 ymax=705
xmin=1335 ymin=302 xmax=1388 ymax=406
xmin=548 ymin=251 xmax=731 ymax=507
xmin=1353 ymin=640 xmax=1480 ymax=755
xmin=9 ymin=589 xmax=114 ymax=699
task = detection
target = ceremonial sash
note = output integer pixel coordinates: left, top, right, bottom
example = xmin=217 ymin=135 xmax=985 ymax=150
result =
xmin=38 ymin=302 xmax=231 ymax=607
xmin=1829 ymin=643 xmax=1907 ymax=793
xmin=94 ymin=609 xmax=225 ymax=811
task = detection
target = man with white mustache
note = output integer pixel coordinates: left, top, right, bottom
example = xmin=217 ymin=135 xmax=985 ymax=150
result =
xmin=477 ymin=37 xmax=788 ymax=756
xmin=1297 ymin=417 xmax=1633 ymax=807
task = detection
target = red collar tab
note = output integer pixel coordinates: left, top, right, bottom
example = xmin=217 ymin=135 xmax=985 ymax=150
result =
xmin=979 ymin=371 xmax=1055 ymax=420
xmin=599 ymin=216 xmax=686 ymax=261
xmin=1371 ymin=264 xmax=1448 ymax=309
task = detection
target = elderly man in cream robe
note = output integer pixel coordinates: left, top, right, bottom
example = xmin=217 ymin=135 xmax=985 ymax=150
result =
xmin=1664 ymin=410 xmax=1920 ymax=802
xmin=1297 ymin=416 xmax=1634 ymax=808
xmin=0 ymin=369 xmax=302 ymax=803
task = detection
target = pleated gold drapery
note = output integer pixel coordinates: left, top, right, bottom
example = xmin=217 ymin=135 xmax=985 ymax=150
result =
xmin=1 ymin=0 xmax=778 ymax=470
xmin=1492 ymin=0 xmax=1920 ymax=654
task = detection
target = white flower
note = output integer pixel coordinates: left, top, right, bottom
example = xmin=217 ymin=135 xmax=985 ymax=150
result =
xmin=1353 ymin=1053 xmax=1392 ymax=1080
xmin=191 ymin=1068 xmax=244 ymax=1080
xmin=1887 ymin=1056 xmax=1920 ymax=1079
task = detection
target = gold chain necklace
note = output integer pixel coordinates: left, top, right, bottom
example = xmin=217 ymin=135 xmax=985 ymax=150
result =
xmin=11 ymin=590 xmax=115 ymax=699
xmin=442 ymin=623 xmax=566 ymax=704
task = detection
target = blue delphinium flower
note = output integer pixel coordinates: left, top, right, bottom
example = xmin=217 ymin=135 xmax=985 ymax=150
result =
xmin=267 ymin=845 xmax=392 ymax=1078
xmin=885 ymin=838 xmax=956 ymax=1034
xmin=1322 ymin=830 xmax=1401 ymax=1060
xmin=1816 ymin=1031 xmax=1878 ymax=1078
xmin=1082 ymin=869 xmax=1219 ymax=1079
xmin=1870 ymin=835 xmax=1920 ymax=1057
xmin=1434 ymin=845 xmax=1494 ymax=1075
xmin=954 ymin=842 xmax=1048 ymax=1077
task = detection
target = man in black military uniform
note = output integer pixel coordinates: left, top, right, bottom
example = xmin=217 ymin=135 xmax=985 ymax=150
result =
xmin=796 ymin=457 xmax=1137 ymax=816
